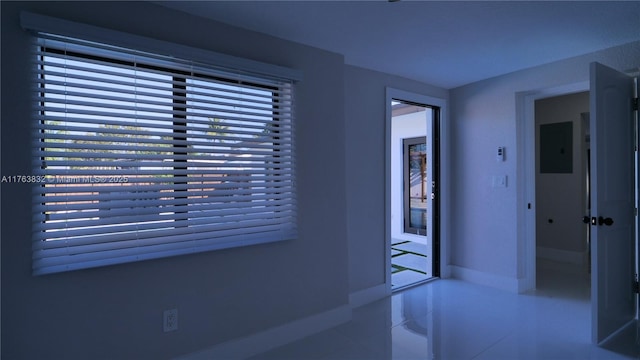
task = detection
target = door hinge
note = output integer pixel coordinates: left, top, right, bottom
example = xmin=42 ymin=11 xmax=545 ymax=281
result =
xmin=634 ymin=274 xmax=639 ymax=294
xmin=633 ymin=97 xmax=638 ymax=111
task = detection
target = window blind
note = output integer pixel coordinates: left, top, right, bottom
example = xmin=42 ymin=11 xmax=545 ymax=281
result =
xmin=31 ymin=32 xmax=297 ymax=275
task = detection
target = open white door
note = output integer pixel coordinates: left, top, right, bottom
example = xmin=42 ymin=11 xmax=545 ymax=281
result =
xmin=590 ymin=62 xmax=637 ymax=344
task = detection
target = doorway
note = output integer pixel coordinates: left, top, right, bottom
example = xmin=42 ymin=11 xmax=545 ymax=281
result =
xmin=519 ymin=81 xmax=589 ymax=293
xmin=534 ymin=91 xmax=591 ymax=297
xmin=389 ymin=98 xmax=439 ymax=290
xmin=521 ymin=65 xmax=639 ymax=346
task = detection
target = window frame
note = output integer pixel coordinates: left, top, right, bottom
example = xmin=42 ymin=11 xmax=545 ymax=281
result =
xmin=24 ymin=12 xmax=301 ymax=275
xmin=403 ymin=136 xmax=428 ymax=236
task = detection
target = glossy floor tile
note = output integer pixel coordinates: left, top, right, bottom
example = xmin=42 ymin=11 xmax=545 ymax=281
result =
xmin=249 ymin=260 xmax=640 ymax=360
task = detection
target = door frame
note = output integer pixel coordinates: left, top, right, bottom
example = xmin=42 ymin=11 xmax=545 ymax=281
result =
xmin=517 ymin=81 xmax=589 ymax=293
xmin=385 ymin=88 xmax=450 ymax=294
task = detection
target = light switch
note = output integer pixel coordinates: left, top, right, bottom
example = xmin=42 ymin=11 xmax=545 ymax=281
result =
xmin=492 ymin=175 xmax=507 ymax=188
xmin=497 ymin=147 xmax=505 ymax=162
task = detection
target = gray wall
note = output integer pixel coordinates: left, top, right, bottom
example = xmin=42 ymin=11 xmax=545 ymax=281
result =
xmin=449 ymin=40 xmax=640 ymax=288
xmin=4 ymin=1 xmax=640 ymax=357
xmin=535 ymin=92 xmax=589 ymax=261
xmin=1 ymin=2 xmax=349 ymax=358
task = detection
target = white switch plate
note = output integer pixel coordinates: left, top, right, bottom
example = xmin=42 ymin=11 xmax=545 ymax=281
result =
xmin=492 ymin=175 xmax=507 ymax=188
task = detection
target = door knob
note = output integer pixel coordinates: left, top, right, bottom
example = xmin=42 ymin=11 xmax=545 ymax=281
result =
xmin=598 ymin=216 xmax=614 ymax=226
xmin=582 ymin=216 xmax=590 ymax=224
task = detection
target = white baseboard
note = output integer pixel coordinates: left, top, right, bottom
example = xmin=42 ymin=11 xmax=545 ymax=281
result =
xmin=175 ymin=305 xmax=352 ymax=360
xmin=450 ymin=265 xmax=519 ymax=293
xmin=349 ymin=284 xmax=388 ymax=308
xmin=439 ymin=264 xmax=452 ymax=279
xmin=537 ymin=246 xmax=586 ymax=265
xmin=517 ymin=273 xmax=536 ymax=294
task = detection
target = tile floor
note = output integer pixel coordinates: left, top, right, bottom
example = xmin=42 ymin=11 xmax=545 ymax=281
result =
xmin=249 ymin=260 xmax=640 ymax=360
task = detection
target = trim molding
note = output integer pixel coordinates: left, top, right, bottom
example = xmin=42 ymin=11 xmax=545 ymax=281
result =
xmin=349 ymin=284 xmax=388 ymax=308
xmin=175 ymin=305 xmax=352 ymax=360
xmin=450 ymin=265 xmax=519 ymax=293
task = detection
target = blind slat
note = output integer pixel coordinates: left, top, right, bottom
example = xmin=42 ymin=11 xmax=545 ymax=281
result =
xmin=35 ymin=211 xmax=297 ymax=241
xmin=32 ymin=226 xmax=296 ymax=276
xmin=34 ymin=67 xmax=292 ymax=105
xmin=29 ymin=26 xmax=297 ymax=275
xmin=31 ymin=175 xmax=294 ymax=193
xmin=38 ymin=200 xmax=296 ymax=224
xmin=35 ymin=192 xmax=295 ymax=213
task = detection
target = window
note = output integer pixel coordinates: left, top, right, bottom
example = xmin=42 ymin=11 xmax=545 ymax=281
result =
xmin=403 ymin=137 xmax=427 ymax=235
xmin=31 ymin=33 xmax=297 ymax=275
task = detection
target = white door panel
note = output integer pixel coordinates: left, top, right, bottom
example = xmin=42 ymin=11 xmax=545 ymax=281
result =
xmin=590 ymin=62 xmax=636 ymax=344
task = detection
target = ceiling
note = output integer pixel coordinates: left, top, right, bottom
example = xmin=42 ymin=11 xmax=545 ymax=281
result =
xmin=157 ymin=1 xmax=640 ymax=89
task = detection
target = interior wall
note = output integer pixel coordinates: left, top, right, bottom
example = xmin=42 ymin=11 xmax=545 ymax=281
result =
xmin=344 ymin=65 xmax=448 ymax=295
xmin=450 ymin=40 xmax=640 ymax=291
xmin=535 ymin=92 xmax=589 ymax=264
xmin=1 ymin=2 xmax=349 ymax=359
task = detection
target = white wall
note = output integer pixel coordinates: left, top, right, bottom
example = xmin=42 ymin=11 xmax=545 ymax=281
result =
xmin=450 ymin=40 xmax=640 ymax=291
xmin=391 ymin=110 xmax=429 ymax=244
xmin=535 ymin=92 xmax=589 ymax=264
xmin=1 ymin=2 xmax=350 ymax=359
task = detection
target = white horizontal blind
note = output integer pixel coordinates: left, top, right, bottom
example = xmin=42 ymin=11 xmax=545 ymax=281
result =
xmin=32 ymin=34 xmax=297 ymax=275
